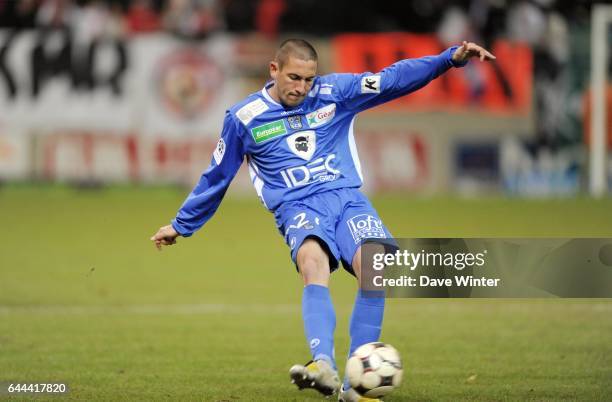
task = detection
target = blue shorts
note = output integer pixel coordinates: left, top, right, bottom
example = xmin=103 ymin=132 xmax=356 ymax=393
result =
xmin=273 ymin=187 xmax=394 ymax=274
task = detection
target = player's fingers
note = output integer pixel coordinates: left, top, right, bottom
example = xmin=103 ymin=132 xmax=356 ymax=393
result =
xmin=467 ymin=45 xmax=483 ymax=61
xmin=151 ymin=228 xmax=165 ymax=241
xmin=471 ymin=45 xmax=495 ymax=61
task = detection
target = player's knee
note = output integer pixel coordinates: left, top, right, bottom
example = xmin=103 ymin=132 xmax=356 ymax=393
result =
xmin=297 ymin=239 xmax=330 ymax=282
xmin=352 ymin=243 xmax=387 ymax=286
xmin=297 ymin=252 xmax=328 ymax=276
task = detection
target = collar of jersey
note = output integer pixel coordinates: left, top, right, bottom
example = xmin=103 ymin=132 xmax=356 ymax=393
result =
xmin=261 ymin=81 xmax=282 ymax=106
xmin=260 ymin=81 xmax=312 ymax=114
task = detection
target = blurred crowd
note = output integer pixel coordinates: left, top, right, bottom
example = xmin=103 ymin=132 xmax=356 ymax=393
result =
xmin=0 ymin=0 xmax=595 ymax=41
xmin=0 ymin=0 xmax=601 ymax=146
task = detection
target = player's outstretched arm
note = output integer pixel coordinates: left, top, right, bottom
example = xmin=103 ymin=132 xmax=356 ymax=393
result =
xmin=150 ymin=224 xmax=180 ymax=251
xmin=334 ymin=41 xmax=496 ymax=112
xmin=452 ymin=41 xmax=496 ymax=63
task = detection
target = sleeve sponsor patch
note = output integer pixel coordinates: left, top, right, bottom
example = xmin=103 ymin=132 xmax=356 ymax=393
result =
xmin=213 ymin=138 xmax=226 ymax=165
xmin=360 ymin=75 xmax=381 ymax=94
xmin=236 ymin=98 xmax=269 ymax=126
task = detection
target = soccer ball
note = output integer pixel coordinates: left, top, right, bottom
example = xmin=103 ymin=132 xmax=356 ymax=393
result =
xmin=345 ymin=342 xmax=403 ymax=398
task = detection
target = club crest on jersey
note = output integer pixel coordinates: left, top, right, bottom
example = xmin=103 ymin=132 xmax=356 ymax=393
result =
xmin=287 ymin=130 xmax=316 ymax=161
xmin=286 ymin=115 xmax=303 ymax=130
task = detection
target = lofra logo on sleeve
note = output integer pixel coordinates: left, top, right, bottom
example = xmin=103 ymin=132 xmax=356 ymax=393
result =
xmin=361 ymin=75 xmax=381 ymax=94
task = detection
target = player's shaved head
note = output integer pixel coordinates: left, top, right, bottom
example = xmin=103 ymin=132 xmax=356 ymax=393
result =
xmin=275 ymin=39 xmax=318 ymax=70
xmin=269 ymin=39 xmax=318 ymax=107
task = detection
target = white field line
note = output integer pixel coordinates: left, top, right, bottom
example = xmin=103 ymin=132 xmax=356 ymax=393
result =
xmin=0 ymin=301 xmax=611 ymax=316
xmin=384 ymin=300 xmax=612 ymax=313
xmin=0 ymin=303 xmax=300 ymax=315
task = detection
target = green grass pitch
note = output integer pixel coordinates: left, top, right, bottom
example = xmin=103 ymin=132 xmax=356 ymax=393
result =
xmin=1 ymin=185 xmax=611 ymax=401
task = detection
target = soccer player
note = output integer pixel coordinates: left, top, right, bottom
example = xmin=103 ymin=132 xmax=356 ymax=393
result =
xmin=151 ymin=39 xmax=495 ymax=401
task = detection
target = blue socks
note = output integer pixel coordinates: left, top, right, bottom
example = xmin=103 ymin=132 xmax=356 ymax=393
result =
xmin=348 ymin=289 xmax=385 ymax=356
xmin=302 ymin=284 xmax=336 ymax=368
xmin=344 ymin=289 xmax=385 ymax=389
xmin=302 ymin=285 xmax=385 ymax=379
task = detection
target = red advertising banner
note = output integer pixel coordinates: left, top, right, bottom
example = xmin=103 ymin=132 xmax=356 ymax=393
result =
xmin=356 ymin=130 xmax=429 ymax=192
xmin=34 ymin=130 xmax=430 ymax=192
xmin=332 ymin=33 xmax=532 ymax=115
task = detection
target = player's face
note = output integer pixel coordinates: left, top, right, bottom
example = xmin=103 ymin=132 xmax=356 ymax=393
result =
xmin=270 ymin=57 xmax=317 ymax=107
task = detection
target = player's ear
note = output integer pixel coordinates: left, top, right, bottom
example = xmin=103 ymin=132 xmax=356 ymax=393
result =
xmin=270 ymin=61 xmax=279 ymax=79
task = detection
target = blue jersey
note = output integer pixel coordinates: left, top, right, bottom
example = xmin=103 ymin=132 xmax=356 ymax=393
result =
xmin=172 ymin=46 xmax=466 ymax=237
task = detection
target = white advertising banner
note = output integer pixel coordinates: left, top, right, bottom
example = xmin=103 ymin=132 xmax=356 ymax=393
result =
xmin=0 ymin=30 xmax=131 ymax=131
xmin=132 ymin=35 xmax=240 ymax=137
xmin=0 ymin=30 xmax=237 ymax=137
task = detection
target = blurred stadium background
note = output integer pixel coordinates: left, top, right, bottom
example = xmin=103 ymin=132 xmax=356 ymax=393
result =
xmin=0 ymin=0 xmax=611 ymax=401
xmin=0 ymin=0 xmax=609 ymax=195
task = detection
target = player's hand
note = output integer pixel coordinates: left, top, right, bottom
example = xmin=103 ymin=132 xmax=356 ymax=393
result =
xmin=150 ymin=225 xmax=180 ymax=251
xmin=452 ymin=41 xmax=496 ymax=63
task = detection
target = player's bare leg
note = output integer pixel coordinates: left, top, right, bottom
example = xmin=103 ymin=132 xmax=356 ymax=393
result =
xmin=297 ymin=238 xmax=331 ymax=287
xmin=351 ymin=243 xmax=387 ymax=284
xmin=289 ymin=238 xmax=341 ymax=396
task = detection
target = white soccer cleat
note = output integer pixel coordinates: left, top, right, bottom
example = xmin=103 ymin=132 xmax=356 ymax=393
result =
xmin=289 ymin=359 xmax=341 ymax=396
xmin=338 ymin=384 xmax=382 ymax=402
